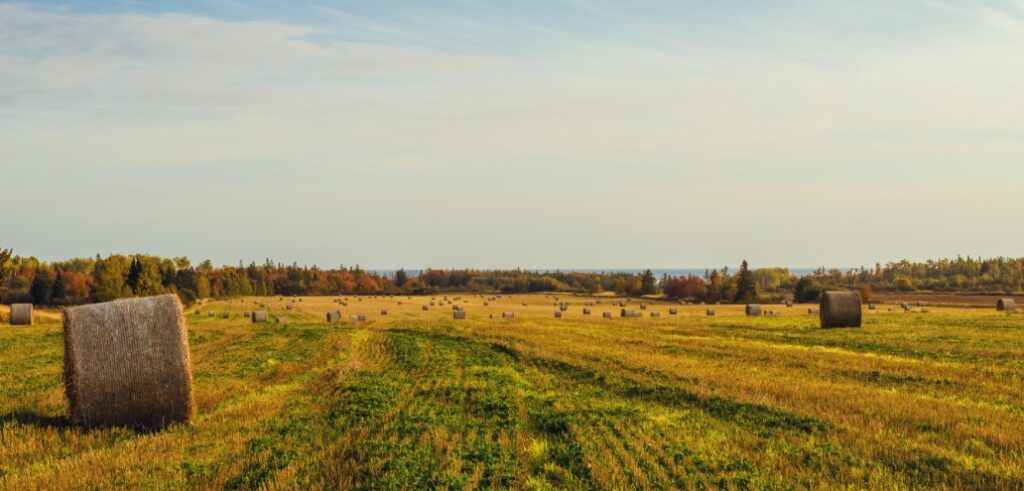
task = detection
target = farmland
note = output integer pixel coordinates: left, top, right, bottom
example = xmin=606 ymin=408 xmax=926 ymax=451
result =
xmin=2 ymin=295 xmax=1023 ymax=489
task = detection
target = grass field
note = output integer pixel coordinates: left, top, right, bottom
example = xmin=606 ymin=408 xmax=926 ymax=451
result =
xmin=2 ymin=294 xmax=1023 ymax=489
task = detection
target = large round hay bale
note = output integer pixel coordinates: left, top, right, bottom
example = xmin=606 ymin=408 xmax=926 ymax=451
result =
xmin=820 ymin=291 xmax=862 ymax=328
xmin=63 ymin=295 xmax=193 ymax=429
xmin=745 ymin=304 xmax=761 ymax=316
xmin=997 ymin=298 xmax=1016 ymax=312
xmin=9 ymin=304 xmax=32 ymax=325
xmin=502 ymin=312 xmax=514 ymax=319
xmin=326 ymin=311 xmax=341 ymax=323
xmin=453 ymin=311 xmax=466 ymax=320
xmin=252 ymin=311 xmax=269 ymax=323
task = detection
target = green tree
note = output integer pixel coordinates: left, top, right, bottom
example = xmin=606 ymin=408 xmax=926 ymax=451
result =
xmin=52 ymin=271 xmax=68 ymax=302
xmin=640 ymin=269 xmax=657 ymax=295
xmin=30 ymin=270 xmax=55 ymax=305
xmin=794 ymin=277 xmax=822 ymax=303
xmin=394 ymin=268 xmax=409 ymax=288
xmin=733 ymin=260 xmax=757 ymax=303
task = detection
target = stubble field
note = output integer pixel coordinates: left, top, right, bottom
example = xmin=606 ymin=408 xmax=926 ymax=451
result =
xmin=1 ymin=294 xmax=1022 ymax=489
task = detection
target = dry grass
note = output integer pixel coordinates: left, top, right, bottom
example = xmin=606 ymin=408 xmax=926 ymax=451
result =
xmin=1 ymin=294 xmax=1023 ymax=489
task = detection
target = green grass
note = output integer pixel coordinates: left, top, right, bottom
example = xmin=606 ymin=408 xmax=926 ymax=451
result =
xmin=1 ymin=298 xmax=1023 ymax=489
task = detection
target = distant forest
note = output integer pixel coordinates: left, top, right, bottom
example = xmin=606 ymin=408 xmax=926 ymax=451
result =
xmin=1 ymin=247 xmax=1021 ymax=307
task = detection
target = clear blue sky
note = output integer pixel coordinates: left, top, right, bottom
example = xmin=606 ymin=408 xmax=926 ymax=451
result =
xmin=2 ymin=1 xmax=1022 ymax=269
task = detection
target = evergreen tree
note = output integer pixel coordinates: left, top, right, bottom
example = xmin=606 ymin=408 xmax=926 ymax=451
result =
xmin=126 ymin=257 xmax=142 ymax=293
xmin=641 ymin=269 xmax=657 ymax=295
xmin=394 ymin=268 xmax=409 ymax=288
xmin=30 ymin=271 xmax=55 ymax=305
xmin=734 ymin=260 xmax=757 ymax=303
xmin=52 ymin=271 xmax=67 ymax=302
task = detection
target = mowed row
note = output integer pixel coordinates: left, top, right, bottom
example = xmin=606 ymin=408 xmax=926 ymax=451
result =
xmin=1 ymin=294 xmax=1023 ymax=489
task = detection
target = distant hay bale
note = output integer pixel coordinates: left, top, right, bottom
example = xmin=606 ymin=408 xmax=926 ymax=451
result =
xmin=559 ymin=302 xmax=568 ymax=311
xmin=640 ymin=303 xmax=647 ymax=310
xmin=602 ymin=312 xmax=613 ymax=318
xmin=63 ymin=294 xmax=193 ymax=429
xmin=453 ymin=311 xmax=466 ymax=320
xmin=503 ymin=312 xmax=514 ymax=319
xmin=808 ymin=308 xmax=819 ymax=314
xmin=220 ymin=312 xmax=230 ymax=319
xmin=650 ymin=312 xmax=660 ymax=318
xmin=208 ymin=311 xmax=215 ymax=317
xmin=252 ymin=311 xmax=269 ymax=323
xmin=193 ymin=309 xmax=200 ymax=315
xmin=286 ymin=305 xmax=293 ymax=310
xmin=483 ymin=302 xmax=489 ymax=306
xmin=9 ymin=304 xmax=32 ymax=325
xmin=422 ymin=305 xmax=429 ymax=311
xmin=997 ymin=298 xmax=1016 ymax=312
xmin=706 ymin=309 xmax=715 ymax=316
xmin=868 ymin=303 xmax=876 ymax=310
xmin=916 ymin=300 xmax=924 ymax=307
xmin=583 ymin=308 xmax=591 ymax=315
xmin=554 ymin=311 xmax=562 ymax=318
xmin=785 ymin=301 xmax=793 ymax=307
xmin=745 ymin=304 xmax=761 ymax=316
xmin=820 ymin=291 xmax=862 ymax=328
xmin=522 ymin=302 xmax=527 ymax=306
xmin=326 ymin=311 xmax=341 ymax=323
xmin=276 ymin=317 xmax=288 ymax=325
xmin=669 ymin=308 xmax=678 ymax=315
xmin=453 ymin=305 xmax=463 ymax=311
xmin=380 ymin=309 xmax=388 ymax=315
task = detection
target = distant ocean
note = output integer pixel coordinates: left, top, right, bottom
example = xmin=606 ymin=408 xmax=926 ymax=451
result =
xmin=369 ymin=268 xmax=828 ymax=279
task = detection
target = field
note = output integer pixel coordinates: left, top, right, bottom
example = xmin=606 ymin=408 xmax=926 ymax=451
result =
xmin=2 ymin=295 xmax=1023 ymax=489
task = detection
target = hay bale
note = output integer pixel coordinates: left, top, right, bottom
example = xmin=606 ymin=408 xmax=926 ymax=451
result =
xmin=380 ymin=309 xmax=389 ymax=315
xmin=706 ymin=309 xmax=715 ymax=316
xmin=220 ymin=312 xmax=230 ymax=319
xmin=286 ymin=305 xmax=293 ymax=310
xmin=997 ymin=298 xmax=1016 ymax=312
xmin=326 ymin=311 xmax=341 ymax=323
xmin=63 ymin=294 xmax=193 ymax=429
xmin=422 ymin=305 xmax=429 ymax=311
xmin=640 ymin=303 xmax=647 ymax=310
xmin=650 ymin=312 xmax=660 ymax=318
xmin=559 ymin=302 xmax=569 ymax=311
xmin=503 ymin=312 xmax=514 ymax=319
xmin=193 ymin=309 xmax=200 ymax=315
xmin=522 ymin=302 xmax=528 ymax=306
xmin=453 ymin=311 xmax=466 ymax=320
xmin=208 ymin=311 xmax=215 ymax=317
xmin=669 ymin=308 xmax=678 ymax=315
xmin=243 ymin=311 xmax=250 ymax=317
xmin=868 ymin=303 xmax=877 ymax=310
xmin=252 ymin=311 xmax=269 ymax=323
xmin=9 ymin=304 xmax=32 ymax=325
xmin=276 ymin=317 xmax=288 ymax=325
xmin=583 ymin=308 xmax=591 ymax=315
xmin=745 ymin=304 xmax=761 ymax=316
xmin=483 ymin=302 xmax=489 ymax=306
xmin=602 ymin=312 xmax=613 ymax=318
xmin=554 ymin=311 xmax=562 ymax=318
xmin=820 ymin=291 xmax=862 ymax=328
xmin=916 ymin=300 xmax=924 ymax=307
xmin=785 ymin=301 xmax=793 ymax=307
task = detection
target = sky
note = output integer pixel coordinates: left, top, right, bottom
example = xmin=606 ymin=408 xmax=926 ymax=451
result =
xmin=1 ymin=1 xmax=1022 ymax=269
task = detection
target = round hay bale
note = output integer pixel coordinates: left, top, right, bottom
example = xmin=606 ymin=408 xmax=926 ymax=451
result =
xmin=785 ymin=300 xmax=793 ymax=307
xmin=997 ymin=298 xmax=1016 ymax=312
xmin=252 ymin=311 xmax=269 ymax=323
xmin=583 ymin=308 xmax=591 ymax=315
xmin=602 ymin=312 xmax=613 ymax=318
xmin=63 ymin=294 xmax=193 ymax=429
xmin=422 ymin=305 xmax=429 ymax=311
xmin=380 ymin=309 xmax=389 ymax=315
xmin=669 ymin=308 xmax=678 ymax=315
xmin=208 ymin=311 xmax=216 ymax=317
xmin=502 ymin=312 xmax=514 ymax=319
xmin=559 ymin=302 xmax=569 ymax=311
xmin=554 ymin=311 xmax=562 ymax=318
xmin=9 ymin=303 xmax=33 ymax=325
xmin=745 ymin=304 xmax=761 ymax=316
xmin=326 ymin=311 xmax=341 ymax=323
xmin=276 ymin=317 xmax=288 ymax=325
xmin=453 ymin=311 xmax=466 ymax=320
xmin=640 ymin=303 xmax=647 ymax=310
xmin=193 ymin=309 xmax=200 ymax=316
xmin=706 ymin=309 xmax=715 ymax=316
xmin=243 ymin=311 xmax=250 ymax=317
xmin=220 ymin=312 xmax=230 ymax=319
xmin=820 ymin=291 xmax=862 ymax=328
xmin=650 ymin=312 xmax=660 ymax=318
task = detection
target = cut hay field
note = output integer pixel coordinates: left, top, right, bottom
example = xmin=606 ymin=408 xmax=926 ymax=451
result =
xmin=2 ymin=295 xmax=1023 ymax=489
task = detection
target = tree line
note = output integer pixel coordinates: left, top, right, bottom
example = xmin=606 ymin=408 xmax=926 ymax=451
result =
xmin=1 ymin=247 xmax=1021 ymax=307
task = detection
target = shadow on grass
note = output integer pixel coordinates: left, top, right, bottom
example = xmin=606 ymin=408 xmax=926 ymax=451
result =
xmin=0 ymin=410 xmax=70 ymax=429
